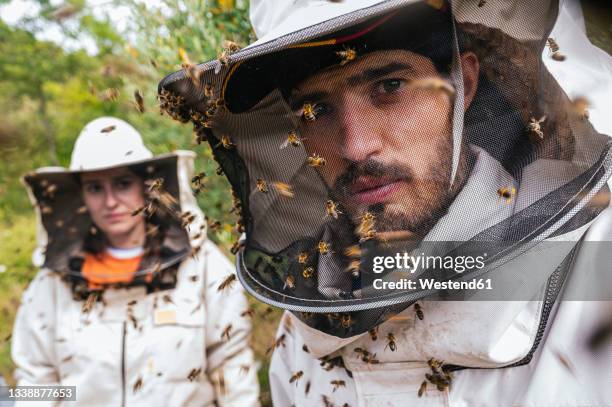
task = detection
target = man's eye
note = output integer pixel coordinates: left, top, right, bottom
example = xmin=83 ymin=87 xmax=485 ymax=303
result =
xmin=378 ymin=79 xmax=404 ymax=94
xmin=312 ymin=103 xmax=329 ymax=117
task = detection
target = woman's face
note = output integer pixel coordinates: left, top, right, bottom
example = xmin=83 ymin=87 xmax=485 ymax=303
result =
xmin=81 ymin=167 xmax=146 ymax=247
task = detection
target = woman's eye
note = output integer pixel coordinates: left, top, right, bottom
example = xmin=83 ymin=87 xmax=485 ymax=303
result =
xmin=116 ymin=179 xmax=134 ymax=190
xmin=85 ymin=184 xmax=102 ymax=194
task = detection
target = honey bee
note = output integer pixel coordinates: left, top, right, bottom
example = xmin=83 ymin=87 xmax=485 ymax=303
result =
xmin=302 ymin=344 xmax=310 ymax=353
xmin=146 ymin=178 xmax=164 ymax=192
xmin=161 ymin=294 xmax=174 ymax=305
xmin=283 ymin=313 xmax=293 ymax=333
xmin=101 ymin=88 xmax=120 ymax=102
xmin=418 ymin=380 xmax=427 ymax=397
xmin=283 ymin=275 xmax=296 ymax=290
xmin=280 ymin=130 xmax=305 ymax=149
xmin=302 ymin=103 xmax=318 ymax=122
xmin=353 ymin=348 xmax=370 ymax=360
xmin=359 ymin=229 xmax=377 ymax=243
xmin=204 ymin=83 xmax=214 ymax=99
xmin=256 ymin=178 xmax=269 ymax=193
xmin=222 ymin=40 xmax=241 ymax=54
xmin=100 ymin=125 xmax=116 ymax=133
xmin=187 ymin=367 xmax=202 ymax=382
xmin=289 ymin=370 xmax=304 ymax=385
xmin=331 ymin=380 xmax=346 ymax=392
xmin=216 ymin=166 xmax=224 ymax=175
xmin=527 ymin=115 xmax=546 ymax=139
xmin=302 ymin=267 xmax=314 ymax=279
xmin=265 ymin=333 xmax=287 ymax=356
xmin=410 ymin=78 xmax=455 ymax=98
xmin=181 ymin=212 xmax=197 ymax=229
xmin=427 ymin=358 xmax=444 ymax=374
xmin=272 ymin=182 xmax=294 ymax=198
xmin=221 ymin=324 xmax=232 ymax=340
xmin=336 ymin=46 xmax=357 ymax=66
xmin=341 ymin=314 xmax=352 ymax=328
xmin=297 ymin=251 xmax=309 ymax=265
xmin=230 ymin=240 xmax=244 ymax=255
xmin=240 ymin=308 xmax=255 ymax=318
xmin=318 ymin=241 xmax=331 ymax=255
xmin=385 ymin=333 xmax=397 ymax=351
xmin=305 ymin=380 xmax=311 ymax=396
xmin=547 ymin=38 xmax=566 ymax=61
xmin=43 ymin=183 xmax=58 ymax=199
xmin=415 ymin=302 xmax=425 ymax=320
xmin=134 ymin=90 xmax=145 ymax=113
xmin=82 ymin=292 xmax=99 ymax=314
xmin=133 ymin=376 xmax=143 ymax=393
xmin=217 ymin=274 xmax=237 ymax=292
xmin=368 ymin=327 xmax=378 ymax=341
xmin=178 ymin=47 xmax=191 ymax=65
xmin=215 ymin=134 xmax=235 ymax=149
xmin=571 ymin=97 xmax=590 ymax=120
xmin=208 ymin=219 xmax=222 ymax=231
xmin=477 ymin=0 xmax=486 ymax=6
xmin=182 ymin=62 xmax=201 ymax=87
xmin=217 ymin=50 xmax=230 ymax=67
xmin=238 ymin=364 xmax=250 ymax=376
xmin=307 ymin=153 xmax=326 ymax=168
xmin=497 ymin=186 xmax=517 ymax=203
xmin=325 ymin=200 xmax=342 ymax=219
xmin=191 ymin=172 xmax=206 ymax=186
xmin=217 ymin=367 xmax=227 ymax=395
xmin=346 ymin=259 xmax=360 ymax=279
xmin=344 ymin=245 xmax=361 ymax=258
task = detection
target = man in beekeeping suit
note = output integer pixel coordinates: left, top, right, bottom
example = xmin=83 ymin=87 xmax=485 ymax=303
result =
xmin=158 ymin=0 xmax=612 ymax=405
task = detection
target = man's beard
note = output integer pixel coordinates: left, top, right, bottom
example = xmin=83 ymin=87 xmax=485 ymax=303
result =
xmin=330 ymin=139 xmax=466 ymax=236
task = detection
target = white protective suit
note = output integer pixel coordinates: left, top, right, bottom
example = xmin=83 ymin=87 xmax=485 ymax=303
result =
xmin=11 ymin=118 xmax=260 ymax=407
xmin=261 ymin=2 xmax=612 ymax=406
xmin=154 ymin=0 xmax=612 ymax=405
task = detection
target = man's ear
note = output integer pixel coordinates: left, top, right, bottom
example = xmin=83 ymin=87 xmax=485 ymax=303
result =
xmin=460 ymin=51 xmax=480 ymax=111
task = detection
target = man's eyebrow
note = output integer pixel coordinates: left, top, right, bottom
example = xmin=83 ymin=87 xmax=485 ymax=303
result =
xmin=346 ymin=62 xmax=416 ymax=86
xmin=289 ymin=62 xmax=416 ymax=108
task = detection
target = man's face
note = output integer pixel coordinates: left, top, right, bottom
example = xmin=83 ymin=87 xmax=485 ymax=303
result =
xmin=291 ymin=49 xmax=461 ymax=234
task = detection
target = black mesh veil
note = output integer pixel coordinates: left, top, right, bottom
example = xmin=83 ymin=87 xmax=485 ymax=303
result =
xmin=158 ymin=0 xmax=612 ymax=337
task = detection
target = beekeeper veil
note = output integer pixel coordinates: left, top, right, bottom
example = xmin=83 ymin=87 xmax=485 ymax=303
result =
xmin=158 ymin=0 xmax=612 ymax=337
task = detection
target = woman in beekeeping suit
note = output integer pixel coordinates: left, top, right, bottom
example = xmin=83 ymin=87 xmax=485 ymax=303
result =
xmin=158 ymin=0 xmax=612 ymax=405
xmin=11 ymin=117 xmax=260 ymax=406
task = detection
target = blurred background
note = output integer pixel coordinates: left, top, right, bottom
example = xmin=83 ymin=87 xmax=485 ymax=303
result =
xmin=0 ymin=1 xmax=609 ymax=405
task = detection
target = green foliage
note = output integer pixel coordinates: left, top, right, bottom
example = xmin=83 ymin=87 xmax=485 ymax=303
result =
xmin=0 ymin=2 xmax=283 ymax=403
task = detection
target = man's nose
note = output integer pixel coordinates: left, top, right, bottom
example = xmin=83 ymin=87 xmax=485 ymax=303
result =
xmin=338 ymin=95 xmax=383 ymax=162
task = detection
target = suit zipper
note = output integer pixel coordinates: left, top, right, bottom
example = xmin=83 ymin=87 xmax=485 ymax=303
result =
xmin=121 ymin=321 xmax=127 ymax=407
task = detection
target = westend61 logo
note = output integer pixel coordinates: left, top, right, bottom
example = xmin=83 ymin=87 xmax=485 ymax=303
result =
xmin=372 ymin=252 xmax=487 ymax=274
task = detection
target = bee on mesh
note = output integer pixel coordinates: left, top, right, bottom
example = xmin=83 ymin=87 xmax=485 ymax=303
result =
xmin=547 ymin=38 xmax=566 ymax=61
xmin=527 ymin=115 xmax=547 ymax=140
xmin=280 ymin=130 xmax=306 ymax=149
xmin=336 ymin=46 xmax=357 ymax=66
